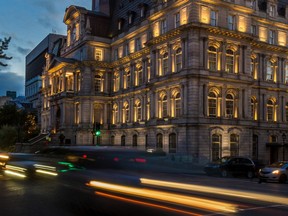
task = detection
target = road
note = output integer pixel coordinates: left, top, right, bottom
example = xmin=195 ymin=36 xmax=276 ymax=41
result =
xmin=0 ymin=170 xmax=288 ymax=216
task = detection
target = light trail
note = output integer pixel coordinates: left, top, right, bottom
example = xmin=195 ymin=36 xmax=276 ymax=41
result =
xmin=140 ymin=178 xmax=288 ymax=205
xmin=95 ymin=191 xmax=202 ymax=216
xmin=88 ymin=181 xmax=237 ymax=213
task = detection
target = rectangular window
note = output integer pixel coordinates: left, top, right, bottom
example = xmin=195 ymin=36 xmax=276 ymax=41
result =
xmin=251 ymin=25 xmax=256 ymax=35
xmin=175 ymin=12 xmax=180 ymax=28
xmin=161 ymin=19 xmax=167 ymax=34
xmin=228 ymin=15 xmax=236 ymax=30
xmin=269 ymin=5 xmax=276 ymax=17
xmin=114 ymin=49 xmax=118 ymax=60
xmin=269 ymin=30 xmax=275 ymax=44
xmin=135 ymin=38 xmax=141 ymax=51
xmin=95 ymin=49 xmax=102 ymax=61
xmin=210 ymin=10 xmax=217 ymax=26
xmin=285 ymin=64 xmax=288 ymax=83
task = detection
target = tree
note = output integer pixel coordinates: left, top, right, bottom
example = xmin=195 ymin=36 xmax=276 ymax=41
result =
xmin=0 ymin=37 xmax=12 ymax=67
xmin=0 ymin=125 xmax=17 ymax=151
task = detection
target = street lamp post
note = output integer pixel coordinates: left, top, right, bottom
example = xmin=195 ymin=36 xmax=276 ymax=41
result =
xmin=282 ymin=133 xmax=286 ymax=161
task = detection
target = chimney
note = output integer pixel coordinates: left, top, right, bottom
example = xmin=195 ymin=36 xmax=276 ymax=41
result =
xmin=92 ymin=0 xmax=110 ymax=16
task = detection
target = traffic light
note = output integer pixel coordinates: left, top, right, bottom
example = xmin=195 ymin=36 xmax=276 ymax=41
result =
xmin=94 ymin=122 xmax=101 ymax=136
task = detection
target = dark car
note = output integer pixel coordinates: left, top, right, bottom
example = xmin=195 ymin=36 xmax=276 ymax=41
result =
xmin=204 ymin=156 xmax=263 ymax=178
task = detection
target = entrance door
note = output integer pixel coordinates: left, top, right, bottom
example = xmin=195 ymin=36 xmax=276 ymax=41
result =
xmin=270 ymin=147 xmax=278 ymax=163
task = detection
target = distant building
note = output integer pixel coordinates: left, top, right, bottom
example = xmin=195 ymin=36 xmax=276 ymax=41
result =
xmin=25 ymin=33 xmax=66 ymax=124
xmin=6 ymin=91 xmax=16 ymax=99
xmin=0 ymin=96 xmax=12 ymax=107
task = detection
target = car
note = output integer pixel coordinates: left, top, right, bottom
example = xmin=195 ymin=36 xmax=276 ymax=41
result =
xmin=204 ymin=156 xmax=263 ymax=178
xmin=258 ymin=161 xmax=288 ymax=183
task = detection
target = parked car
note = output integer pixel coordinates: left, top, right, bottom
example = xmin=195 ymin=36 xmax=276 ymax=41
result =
xmin=258 ymin=161 xmax=288 ymax=183
xmin=204 ymin=156 xmax=264 ymax=178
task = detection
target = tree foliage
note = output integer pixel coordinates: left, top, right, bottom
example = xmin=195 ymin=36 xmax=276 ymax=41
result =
xmin=0 ymin=125 xmax=17 ymax=151
xmin=0 ymin=104 xmax=40 ymax=150
xmin=0 ymin=37 xmax=12 ymax=67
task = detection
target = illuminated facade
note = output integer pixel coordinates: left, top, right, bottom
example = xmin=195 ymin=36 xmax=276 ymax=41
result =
xmin=41 ymin=0 xmax=288 ymax=163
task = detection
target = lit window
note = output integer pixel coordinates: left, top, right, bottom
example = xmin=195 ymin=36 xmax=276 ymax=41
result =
xmin=251 ymin=97 xmax=257 ymax=120
xmin=230 ymin=134 xmax=239 ymax=156
xmin=95 ymin=49 xmax=103 ymax=61
xmin=225 ymin=93 xmax=234 ymax=118
xmin=75 ymin=23 xmax=80 ymax=41
xmin=228 ymin=15 xmax=236 ymax=30
xmin=285 ymin=63 xmax=288 ymax=83
xmin=112 ymin=104 xmax=119 ymax=124
xmin=123 ymin=102 xmax=129 ymax=123
xmin=250 ymin=56 xmax=257 ymax=79
xmin=210 ymin=10 xmax=217 ymax=26
xmin=113 ymin=72 xmax=120 ymax=92
xmin=67 ymin=30 xmax=71 ymax=46
xmin=135 ymin=101 xmax=142 ymax=122
xmin=225 ymin=49 xmax=234 ymax=73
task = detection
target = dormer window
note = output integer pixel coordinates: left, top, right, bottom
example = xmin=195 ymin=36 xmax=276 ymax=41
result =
xmin=118 ymin=18 xmax=124 ymax=31
xmin=138 ymin=3 xmax=148 ymax=18
xmin=269 ymin=5 xmax=276 ymax=17
xmin=127 ymin=11 xmax=135 ymax=25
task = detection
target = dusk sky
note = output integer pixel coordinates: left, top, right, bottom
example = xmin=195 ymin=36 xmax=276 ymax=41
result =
xmin=0 ymin=0 xmax=91 ymax=97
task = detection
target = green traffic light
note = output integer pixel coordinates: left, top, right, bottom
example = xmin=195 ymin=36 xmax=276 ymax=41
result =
xmin=95 ymin=131 xmax=101 ymax=136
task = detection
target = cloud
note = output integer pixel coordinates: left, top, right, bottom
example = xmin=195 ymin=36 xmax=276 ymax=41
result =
xmin=0 ymin=72 xmax=25 ymax=96
xmin=17 ymin=47 xmax=31 ymax=55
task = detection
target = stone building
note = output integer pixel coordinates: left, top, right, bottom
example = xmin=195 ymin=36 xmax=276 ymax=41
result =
xmin=41 ymin=0 xmax=288 ymax=163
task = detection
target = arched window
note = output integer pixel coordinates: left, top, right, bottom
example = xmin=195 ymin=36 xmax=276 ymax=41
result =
xmin=123 ymin=102 xmax=129 ymax=123
xmin=133 ymin=134 xmax=138 ymax=147
xmin=121 ymin=135 xmax=126 ymax=146
xmin=169 ymin=133 xmax=176 ymax=153
xmin=251 ymin=97 xmax=257 ymax=120
xmin=212 ymin=134 xmax=222 ymax=161
xmin=112 ymin=104 xmax=118 ymax=124
xmin=94 ymin=74 xmax=103 ymax=93
xmin=162 ymin=52 xmax=169 ymax=75
xmin=267 ymin=99 xmax=276 ymax=122
xmin=159 ymin=94 xmax=168 ymax=118
xmin=135 ymin=65 xmax=143 ymax=86
xmin=113 ymin=73 xmax=120 ymax=92
xmin=230 ymin=134 xmax=239 ymax=156
xmin=208 ymin=92 xmax=217 ymax=117
xmin=225 ymin=93 xmax=234 ymax=118
xmin=172 ymin=91 xmax=181 ymax=117
xmin=208 ymin=46 xmax=217 ymax=71
xmin=111 ymin=135 xmax=115 ymax=145
xmin=175 ymin=48 xmax=182 ymax=72
xmin=156 ymin=133 xmax=163 ymax=149
xmin=225 ymin=49 xmax=234 ymax=73
xmin=125 ymin=70 xmax=131 ymax=89
xmin=134 ymin=100 xmax=142 ymax=122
